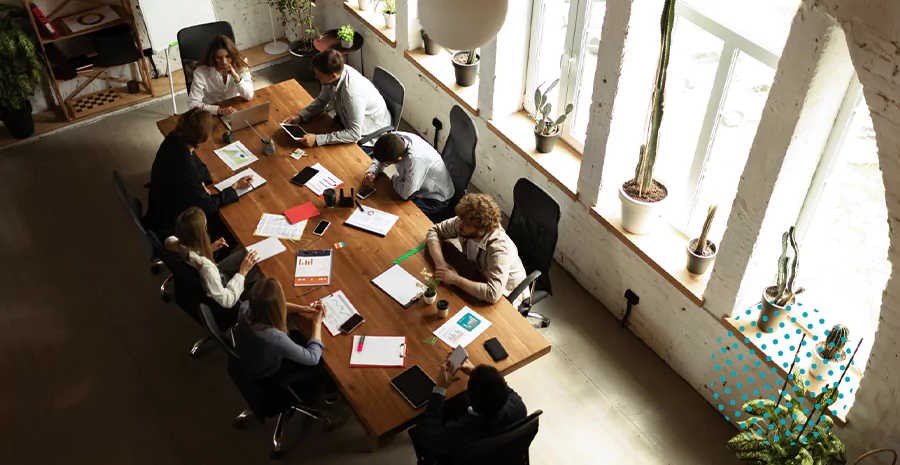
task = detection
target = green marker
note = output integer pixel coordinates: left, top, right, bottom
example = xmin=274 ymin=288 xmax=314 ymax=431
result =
xmin=394 ymin=243 xmax=426 ymax=264
xmin=169 ymin=41 xmax=179 ymax=47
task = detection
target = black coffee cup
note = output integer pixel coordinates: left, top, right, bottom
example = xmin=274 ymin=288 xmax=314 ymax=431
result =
xmin=436 ymin=300 xmax=450 ymax=318
xmin=324 ymin=188 xmax=337 ymax=208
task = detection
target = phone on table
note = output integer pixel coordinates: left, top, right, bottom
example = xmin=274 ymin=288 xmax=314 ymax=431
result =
xmin=340 ymin=313 xmax=365 ymax=333
xmin=280 ymin=123 xmax=308 ymax=140
xmin=357 ymin=185 xmax=376 ymax=199
xmin=446 ymin=345 xmax=468 ymax=375
xmin=312 ymin=220 xmax=330 ymax=236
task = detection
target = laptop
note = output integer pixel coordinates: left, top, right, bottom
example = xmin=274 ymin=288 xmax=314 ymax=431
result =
xmin=222 ymin=102 xmax=271 ymax=131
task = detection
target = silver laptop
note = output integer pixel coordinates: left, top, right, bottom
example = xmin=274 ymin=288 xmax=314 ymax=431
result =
xmin=222 ymin=102 xmax=271 ymax=131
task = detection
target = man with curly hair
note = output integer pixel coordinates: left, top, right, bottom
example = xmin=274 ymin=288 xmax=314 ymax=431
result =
xmin=426 ymin=193 xmax=529 ymax=307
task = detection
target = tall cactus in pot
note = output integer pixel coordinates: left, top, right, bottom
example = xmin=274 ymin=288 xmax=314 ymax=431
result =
xmin=771 ymin=226 xmax=803 ymax=306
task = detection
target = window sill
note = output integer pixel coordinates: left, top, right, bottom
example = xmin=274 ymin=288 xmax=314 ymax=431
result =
xmin=343 ymin=2 xmax=396 ymax=48
xmin=404 ymin=48 xmax=479 ymax=116
xmin=590 ymin=202 xmax=709 ymax=306
xmin=721 ymin=314 xmax=862 ymax=426
xmin=486 ymin=111 xmax=580 ymax=200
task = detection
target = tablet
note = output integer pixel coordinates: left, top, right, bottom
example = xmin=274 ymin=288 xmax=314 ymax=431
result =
xmin=390 ymin=365 xmax=436 ymax=409
xmin=290 ymin=166 xmax=319 ymax=187
xmin=280 ymin=123 xmax=307 ymax=140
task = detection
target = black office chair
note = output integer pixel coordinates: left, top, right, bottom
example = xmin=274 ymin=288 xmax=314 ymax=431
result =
xmin=432 ymin=105 xmax=478 ymax=223
xmin=358 ymin=66 xmax=405 ymax=147
xmin=198 ymin=304 xmax=332 ymax=459
xmin=177 ymin=21 xmax=235 ymax=93
xmin=505 ymin=178 xmax=560 ymax=328
xmin=459 ymin=410 xmax=543 ymax=465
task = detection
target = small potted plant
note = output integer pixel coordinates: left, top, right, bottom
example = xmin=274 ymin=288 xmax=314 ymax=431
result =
xmin=0 ymin=4 xmax=43 ymax=139
xmin=619 ymin=0 xmax=675 ymax=234
xmin=377 ymin=0 xmax=396 ymax=29
xmin=421 ymin=268 xmax=438 ymax=304
xmin=808 ymin=324 xmax=850 ymax=390
xmin=758 ymin=226 xmax=804 ymax=332
xmin=338 ymin=25 xmax=355 ymax=49
xmin=452 ymin=49 xmax=479 ymax=87
xmin=357 ymin=0 xmax=369 ymax=11
xmin=421 ymin=29 xmax=440 ymax=55
xmin=529 ymin=79 xmax=573 ymax=153
xmin=269 ymin=0 xmax=318 ymax=82
xmin=685 ymin=205 xmax=718 ymax=274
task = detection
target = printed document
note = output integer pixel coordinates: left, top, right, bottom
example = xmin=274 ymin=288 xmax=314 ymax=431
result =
xmin=254 ymin=213 xmax=306 ymax=241
xmin=433 ymin=307 xmax=492 ymax=348
xmin=214 ymin=141 xmax=258 ymax=171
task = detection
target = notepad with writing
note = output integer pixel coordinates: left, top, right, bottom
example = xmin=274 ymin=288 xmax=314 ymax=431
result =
xmin=350 ymin=336 xmax=407 ymax=368
xmin=372 ymin=265 xmax=426 ymax=308
xmin=214 ymin=168 xmax=266 ymax=196
xmin=344 ymin=205 xmax=399 ymax=237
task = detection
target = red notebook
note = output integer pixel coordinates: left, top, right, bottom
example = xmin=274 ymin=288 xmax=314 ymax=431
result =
xmin=284 ymin=202 xmax=320 ymax=224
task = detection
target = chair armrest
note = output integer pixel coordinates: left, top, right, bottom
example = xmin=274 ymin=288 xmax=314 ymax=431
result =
xmin=357 ymin=125 xmax=394 ymax=146
xmin=507 ymin=270 xmax=541 ymax=305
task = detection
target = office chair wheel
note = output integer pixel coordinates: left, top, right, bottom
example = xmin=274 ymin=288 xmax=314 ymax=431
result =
xmin=232 ymin=418 xmax=246 ymax=430
xmin=540 ymin=320 xmax=550 ymax=328
xmin=160 ymin=293 xmax=171 ymax=303
xmin=150 ymin=261 xmax=162 ymax=274
xmin=269 ymin=449 xmax=283 ymax=460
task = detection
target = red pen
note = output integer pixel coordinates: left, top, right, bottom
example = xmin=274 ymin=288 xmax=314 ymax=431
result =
xmin=357 ymin=335 xmax=366 ymax=352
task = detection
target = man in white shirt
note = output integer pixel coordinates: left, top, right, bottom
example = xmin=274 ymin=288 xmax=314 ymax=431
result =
xmin=281 ymin=49 xmax=391 ymax=150
xmin=364 ymin=132 xmax=455 ymax=221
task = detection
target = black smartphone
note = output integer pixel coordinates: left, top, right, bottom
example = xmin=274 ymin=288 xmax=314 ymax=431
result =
xmin=340 ymin=313 xmax=365 ymax=333
xmin=484 ymin=337 xmax=508 ymax=362
xmin=357 ymin=185 xmax=376 ymax=199
xmin=312 ymin=220 xmax=330 ymax=236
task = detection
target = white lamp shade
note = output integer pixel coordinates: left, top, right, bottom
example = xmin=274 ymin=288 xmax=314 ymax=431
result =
xmin=418 ymin=0 xmax=509 ymax=51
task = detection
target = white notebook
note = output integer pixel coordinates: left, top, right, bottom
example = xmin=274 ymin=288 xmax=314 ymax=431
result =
xmin=349 ymin=336 xmax=407 ymax=367
xmin=214 ymin=168 xmax=266 ymax=196
xmin=344 ymin=205 xmax=399 ymax=237
xmin=245 ymin=237 xmax=286 ymax=262
xmin=372 ymin=265 xmax=426 ymax=308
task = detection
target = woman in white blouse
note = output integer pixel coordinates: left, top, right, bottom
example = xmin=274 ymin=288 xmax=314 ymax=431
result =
xmin=187 ymin=35 xmax=254 ymax=116
xmin=165 ymin=207 xmax=260 ymax=309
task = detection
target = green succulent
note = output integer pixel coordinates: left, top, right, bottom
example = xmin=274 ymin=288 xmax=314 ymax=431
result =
xmin=337 ymin=25 xmax=355 ymax=42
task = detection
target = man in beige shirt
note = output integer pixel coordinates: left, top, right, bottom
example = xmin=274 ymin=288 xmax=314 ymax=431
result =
xmin=426 ymin=194 xmax=529 ymax=307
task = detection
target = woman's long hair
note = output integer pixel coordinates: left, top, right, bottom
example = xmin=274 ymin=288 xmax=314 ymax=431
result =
xmin=246 ymin=278 xmax=288 ymax=333
xmin=174 ymin=207 xmax=214 ymax=262
xmin=201 ymin=35 xmax=249 ymax=72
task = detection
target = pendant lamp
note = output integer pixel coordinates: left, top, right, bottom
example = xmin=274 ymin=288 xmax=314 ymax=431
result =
xmin=418 ymin=0 xmax=508 ymax=50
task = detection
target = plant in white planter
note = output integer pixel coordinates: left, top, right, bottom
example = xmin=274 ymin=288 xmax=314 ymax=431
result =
xmin=758 ymin=226 xmax=804 ymax=332
xmin=452 ymin=49 xmax=479 ymax=87
xmin=528 ymin=79 xmax=573 ymax=154
xmin=377 ymin=0 xmax=396 ymax=28
xmin=809 ymin=324 xmax=850 ymax=389
xmin=619 ymin=0 xmax=675 ymax=234
xmin=338 ymin=25 xmax=355 ymax=49
xmin=357 ymin=0 xmax=369 ymax=11
xmin=686 ymin=205 xmax=718 ymax=274
xmin=421 ymin=268 xmax=438 ymax=305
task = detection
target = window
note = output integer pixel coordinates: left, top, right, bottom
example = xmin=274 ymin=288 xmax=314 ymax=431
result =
xmin=524 ymin=0 xmax=606 ymax=152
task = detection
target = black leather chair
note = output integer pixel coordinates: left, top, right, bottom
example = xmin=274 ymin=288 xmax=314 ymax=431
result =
xmin=198 ymin=304 xmax=332 ymax=459
xmin=459 ymin=410 xmax=543 ymax=465
xmin=432 ymin=105 xmax=478 ymax=223
xmin=358 ymin=66 xmax=405 ymax=146
xmin=505 ymin=178 xmax=560 ymax=328
xmin=177 ymin=21 xmax=235 ymax=92
xmin=112 ymin=171 xmax=170 ymax=298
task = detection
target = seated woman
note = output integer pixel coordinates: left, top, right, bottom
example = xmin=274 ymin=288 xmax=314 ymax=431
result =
xmin=426 ymin=194 xmax=530 ymax=307
xmin=233 ymin=278 xmax=338 ymax=404
xmin=187 ymin=35 xmax=254 ymax=116
xmin=165 ymin=207 xmax=260 ymax=310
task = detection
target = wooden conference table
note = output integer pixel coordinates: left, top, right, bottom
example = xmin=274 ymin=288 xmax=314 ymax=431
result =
xmin=157 ymin=80 xmax=551 ymax=447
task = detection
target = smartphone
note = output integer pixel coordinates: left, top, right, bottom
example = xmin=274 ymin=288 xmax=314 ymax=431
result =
xmin=357 ymin=185 xmax=376 ymax=199
xmin=340 ymin=313 xmax=365 ymax=333
xmin=312 ymin=220 xmax=331 ymax=236
xmin=280 ymin=123 xmax=307 ymax=140
xmin=446 ymin=345 xmax=468 ymax=375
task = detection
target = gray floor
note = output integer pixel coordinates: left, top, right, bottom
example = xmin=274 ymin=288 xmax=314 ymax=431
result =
xmin=0 ymin=63 xmax=740 ymax=464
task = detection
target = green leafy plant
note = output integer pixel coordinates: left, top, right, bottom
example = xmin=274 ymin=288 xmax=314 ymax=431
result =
xmin=337 ymin=25 xmax=355 ymax=42
xmin=528 ymin=79 xmax=574 ymax=136
xmin=818 ymin=325 xmax=850 ymax=361
xmin=0 ymin=4 xmax=43 ymax=111
xmin=421 ymin=268 xmax=438 ymax=297
xmin=693 ymin=205 xmax=717 ymax=255
xmin=377 ymin=0 xmax=396 ymax=14
xmin=268 ymin=0 xmax=318 ymax=53
xmin=629 ymin=0 xmax=675 ymax=199
xmin=769 ymin=226 xmax=804 ymax=307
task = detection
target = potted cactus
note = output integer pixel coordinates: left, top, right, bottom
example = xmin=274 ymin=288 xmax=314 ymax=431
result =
xmin=377 ymin=0 xmax=396 ymax=28
xmin=338 ymin=25 xmax=355 ymax=49
xmin=758 ymin=226 xmax=805 ymax=332
xmin=452 ymin=49 xmax=479 ymax=87
xmin=528 ymin=79 xmax=574 ymax=153
xmin=686 ymin=205 xmax=718 ymax=274
xmin=619 ymin=0 xmax=675 ymax=234
xmin=808 ymin=324 xmax=850 ymax=390
xmin=421 ymin=29 xmax=440 ymax=55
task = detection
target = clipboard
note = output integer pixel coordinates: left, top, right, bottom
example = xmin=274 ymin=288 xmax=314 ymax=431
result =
xmin=371 ymin=265 xmax=426 ymax=308
xmin=349 ymin=336 xmax=407 ymax=368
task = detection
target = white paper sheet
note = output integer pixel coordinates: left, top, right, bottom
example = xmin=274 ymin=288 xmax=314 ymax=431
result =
xmin=245 ymin=237 xmax=286 ymax=262
xmin=254 ymin=214 xmax=307 ymax=241
xmin=372 ymin=265 xmax=426 ymax=307
xmin=344 ymin=205 xmax=399 ymax=237
xmin=349 ymin=336 xmax=406 ymax=367
xmin=214 ymin=141 xmax=258 ymax=171
xmin=214 ymin=168 xmax=266 ymax=196
xmin=306 ymin=163 xmax=344 ymax=196
xmin=318 ymin=290 xmax=360 ymax=337
xmin=433 ymin=307 xmax=492 ymax=348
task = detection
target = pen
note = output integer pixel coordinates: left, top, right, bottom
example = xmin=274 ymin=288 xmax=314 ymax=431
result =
xmin=357 ymin=335 xmax=366 ymax=352
xmin=355 ymin=200 xmax=364 ymax=212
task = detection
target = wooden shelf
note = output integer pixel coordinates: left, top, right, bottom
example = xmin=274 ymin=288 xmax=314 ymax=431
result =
xmin=64 ymin=86 xmax=153 ymax=120
xmin=40 ymin=4 xmax=132 ymax=44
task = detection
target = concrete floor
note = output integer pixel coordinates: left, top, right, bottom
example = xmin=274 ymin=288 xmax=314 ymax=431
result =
xmin=0 ymin=63 xmax=740 ymax=465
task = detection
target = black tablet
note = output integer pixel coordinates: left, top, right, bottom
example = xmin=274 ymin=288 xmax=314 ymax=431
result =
xmin=390 ymin=365 xmax=436 ymax=409
xmin=290 ymin=166 xmax=319 ymax=187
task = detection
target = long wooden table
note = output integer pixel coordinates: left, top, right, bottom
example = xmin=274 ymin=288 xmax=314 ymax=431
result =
xmin=156 ymin=80 xmax=551 ymax=446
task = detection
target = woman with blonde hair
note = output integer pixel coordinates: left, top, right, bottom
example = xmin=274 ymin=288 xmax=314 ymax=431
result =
xmin=165 ymin=207 xmax=259 ymax=309
xmin=187 ymin=35 xmax=254 ymax=116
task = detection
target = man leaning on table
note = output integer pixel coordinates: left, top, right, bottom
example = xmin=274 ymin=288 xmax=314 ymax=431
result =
xmin=281 ymin=49 xmax=390 ymax=152
xmin=426 ymin=193 xmax=530 ymax=307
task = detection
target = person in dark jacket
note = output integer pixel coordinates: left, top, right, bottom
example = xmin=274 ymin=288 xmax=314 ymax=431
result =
xmin=143 ymin=107 xmax=252 ymax=239
xmin=409 ymin=361 xmax=528 ymax=465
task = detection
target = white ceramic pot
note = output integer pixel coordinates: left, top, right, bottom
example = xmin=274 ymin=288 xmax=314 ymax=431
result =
xmin=807 ymin=352 xmax=839 ymax=393
xmin=618 ymin=180 xmax=668 ymax=235
xmin=357 ymin=0 xmax=368 ymax=10
xmin=424 ymin=293 xmax=436 ymax=305
xmin=341 ymin=39 xmax=353 ymax=49
xmin=384 ymin=13 xmax=396 ymax=29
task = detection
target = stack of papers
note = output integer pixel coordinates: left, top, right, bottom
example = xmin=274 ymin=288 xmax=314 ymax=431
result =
xmin=245 ymin=237 xmax=287 ymax=262
xmin=316 ymin=290 xmax=359 ymax=336
xmin=372 ymin=265 xmax=426 ymax=308
xmin=344 ymin=205 xmax=399 ymax=237
xmin=214 ymin=168 xmax=266 ymax=196
xmin=255 ymin=213 xmax=307 ymax=240
xmin=306 ymin=163 xmax=344 ymax=196
xmin=294 ymin=250 xmax=333 ymax=286
xmin=214 ymin=141 xmax=258 ymax=171
xmin=433 ymin=307 xmax=493 ymax=348
xmin=350 ymin=336 xmax=407 ymax=368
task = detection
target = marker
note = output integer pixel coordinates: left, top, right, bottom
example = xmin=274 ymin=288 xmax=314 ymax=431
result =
xmin=357 ymin=335 xmax=366 ymax=352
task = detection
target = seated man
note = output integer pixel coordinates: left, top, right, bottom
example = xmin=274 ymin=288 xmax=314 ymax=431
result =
xmin=364 ymin=132 xmax=455 ymax=222
xmin=426 ymin=194 xmax=529 ymax=307
xmin=409 ymin=360 xmax=528 ymax=465
xmin=281 ymin=49 xmax=390 ymax=151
